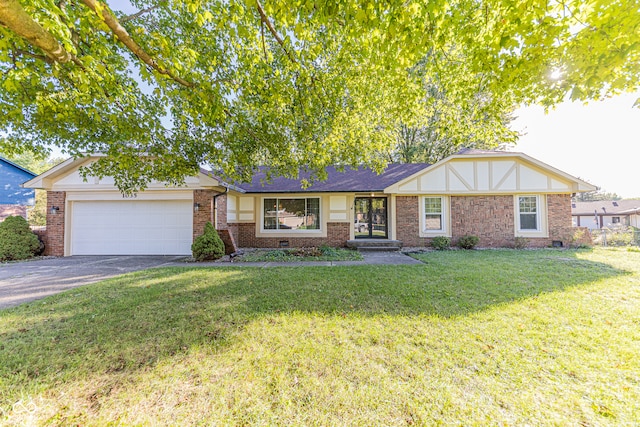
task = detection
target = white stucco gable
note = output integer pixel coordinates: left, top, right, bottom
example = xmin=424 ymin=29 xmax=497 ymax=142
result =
xmin=385 ymin=151 xmax=597 ymax=195
xmin=23 ymin=156 xmax=223 ymax=191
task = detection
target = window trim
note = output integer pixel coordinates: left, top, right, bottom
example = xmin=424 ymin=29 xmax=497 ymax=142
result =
xmin=420 ymin=196 xmax=450 ymax=237
xmin=260 ymin=196 xmax=322 ymax=233
xmin=514 ymin=194 xmax=548 ymax=237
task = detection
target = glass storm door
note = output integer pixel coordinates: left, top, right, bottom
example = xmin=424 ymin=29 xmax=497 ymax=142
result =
xmin=354 ymin=197 xmax=388 ymax=239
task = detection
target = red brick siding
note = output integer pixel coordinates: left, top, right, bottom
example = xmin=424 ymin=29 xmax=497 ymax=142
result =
xmin=0 ymin=205 xmax=28 ymax=221
xmin=544 ymin=193 xmax=575 ymax=247
xmin=236 ymin=222 xmax=350 ymax=248
xmin=451 ymin=195 xmax=515 ymax=247
xmin=44 ymin=191 xmax=65 ymax=256
xmin=395 ymin=196 xmax=425 ymax=247
xmin=396 ymin=194 xmax=576 ymax=248
xmin=215 ymin=193 xmax=228 ymax=230
xmin=192 ymin=190 xmax=215 ymax=239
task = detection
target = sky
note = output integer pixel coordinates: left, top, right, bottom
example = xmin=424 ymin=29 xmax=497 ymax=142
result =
xmin=510 ymin=92 xmax=640 ymax=199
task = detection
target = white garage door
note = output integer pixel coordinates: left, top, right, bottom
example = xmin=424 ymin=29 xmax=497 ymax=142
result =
xmin=71 ymin=200 xmax=193 ymax=255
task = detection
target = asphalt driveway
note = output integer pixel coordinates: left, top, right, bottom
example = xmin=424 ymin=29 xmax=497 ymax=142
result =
xmin=0 ymin=256 xmax=187 ymax=309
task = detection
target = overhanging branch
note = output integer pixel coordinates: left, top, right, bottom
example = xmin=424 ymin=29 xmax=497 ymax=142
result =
xmin=81 ymin=0 xmax=194 ymax=87
xmin=255 ymin=0 xmax=297 ymax=64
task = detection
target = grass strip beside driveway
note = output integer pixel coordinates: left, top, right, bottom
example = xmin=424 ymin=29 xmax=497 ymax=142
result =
xmin=1 ymin=248 xmax=638 ymax=425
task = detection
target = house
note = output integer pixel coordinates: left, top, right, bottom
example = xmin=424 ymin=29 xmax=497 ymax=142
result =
xmin=23 ymin=149 xmax=596 ymax=256
xmin=572 ymin=200 xmax=640 ymax=229
xmin=0 ymin=157 xmax=37 ymax=221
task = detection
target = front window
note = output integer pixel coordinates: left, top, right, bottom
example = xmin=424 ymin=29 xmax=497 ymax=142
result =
xmin=612 ymin=217 xmax=620 ymax=224
xmin=518 ymin=196 xmax=539 ymax=230
xmin=424 ymin=197 xmax=444 ymax=231
xmin=263 ymin=198 xmax=320 ymax=231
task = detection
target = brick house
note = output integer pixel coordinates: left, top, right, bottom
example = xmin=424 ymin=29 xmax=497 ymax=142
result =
xmin=23 ymin=150 xmax=596 ymax=256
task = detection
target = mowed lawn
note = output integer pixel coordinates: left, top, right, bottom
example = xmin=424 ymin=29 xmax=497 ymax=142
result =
xmin=1 ymin=249 xmax=639 ymax=425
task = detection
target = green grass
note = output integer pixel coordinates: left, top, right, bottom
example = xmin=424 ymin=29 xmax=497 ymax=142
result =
xmin=1 ymin=248 xmax=639 ymax=425
xmin=237 ymin=246 xmax=363 ymax=262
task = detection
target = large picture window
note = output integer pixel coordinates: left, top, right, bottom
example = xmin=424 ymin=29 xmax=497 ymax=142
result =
xmin=263 ymin=198 xmax=320 ymax=231
xmin=518 ymin=196 xmax=539 ymax=230
xmin=424 ymin=197 xmax=444 ymax=232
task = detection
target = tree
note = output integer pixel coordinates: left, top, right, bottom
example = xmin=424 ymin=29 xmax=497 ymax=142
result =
xmin=1 ymin=0 xmax=638 ymax=191
xmin=392 ymin=62 xmax=519 ymax=164
xmin=574 ymin=190 xmax=623 ymax=202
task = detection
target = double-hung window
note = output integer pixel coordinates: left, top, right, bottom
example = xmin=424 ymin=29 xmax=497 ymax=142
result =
xmin=517 ymin=196 xmax=539 ymax=231
xmin=423 ymin=196 xmax=445 ymax=233
xmin=263 ymin=197 xmax=320 ymax=231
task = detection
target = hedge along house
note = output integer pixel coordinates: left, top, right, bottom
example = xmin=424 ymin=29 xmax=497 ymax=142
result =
xmin=24 ymin=149 xmax=596 ymax=256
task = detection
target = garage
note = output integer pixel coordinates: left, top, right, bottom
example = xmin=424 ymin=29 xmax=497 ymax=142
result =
xmin=70 ymin=200 xmax=193 ymax=255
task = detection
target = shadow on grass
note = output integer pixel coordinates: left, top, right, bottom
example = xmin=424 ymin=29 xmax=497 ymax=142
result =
xmin=0 ymin=249 xmax=628 ymax=404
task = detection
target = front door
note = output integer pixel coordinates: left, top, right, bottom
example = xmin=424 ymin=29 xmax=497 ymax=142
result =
xmin=354 ymin=197 xmax=388 ymax=239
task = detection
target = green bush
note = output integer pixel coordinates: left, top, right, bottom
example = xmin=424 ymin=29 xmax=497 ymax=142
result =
xmin=457 ymin=235 xmax=480 ymax=250
xmin=514 ymin=237 xmax=528 ymax=249
xmin=431 ymin=236 xmax=451 ymax=250
xmin=191 ymin=222 xmax=225 ymax=261
xmin=0 ymin=216 xmax=41 ymax=261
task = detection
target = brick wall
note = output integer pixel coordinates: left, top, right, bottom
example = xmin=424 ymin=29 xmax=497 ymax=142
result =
xmin=215 ymin=193 xmax=228 ymax=230
xmin=396 ymin=194 xmax=576 ymax=248
xmin=395 ymin=196 xmax=425 ymax=247
xmin=544 ymin=193 xmax=574 ymax=247
xmin=451 ymin=195 xmax=515 ymax=247
xmin=0 ymin=205 xmax=28 ymax=221
xmin=44 ymin=191 xmax=65 ymax=256
xmin=236 ymin=222 xmax=350 ymax=248
xmin=193 ymin=190 xmax=215 ymax=239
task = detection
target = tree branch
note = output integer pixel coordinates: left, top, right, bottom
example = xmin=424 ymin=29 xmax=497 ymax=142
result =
xmin=121 ymin=5 xmax=160 ymax=23
xmin=255 ymin=0 xmax=296 ymax=64
xmin=81 ymin=0 xmax=194 ymax=87
xmin=0 ymin=0 xmax=73 ymax=63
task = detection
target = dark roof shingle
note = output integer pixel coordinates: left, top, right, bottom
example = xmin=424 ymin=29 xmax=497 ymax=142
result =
xmin=237 ymin=163 xmax=430 ymax=193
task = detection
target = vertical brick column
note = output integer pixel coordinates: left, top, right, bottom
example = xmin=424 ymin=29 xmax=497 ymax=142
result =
xmin=193 ymin=190 xmax=214 ymax=239
xmin=45 ymin=191 xmax=66 ymax=256
xmin=215 ymin=193 xmax=228 ymax=230
xmin=547 ymin=193 xmax=573 ymax=244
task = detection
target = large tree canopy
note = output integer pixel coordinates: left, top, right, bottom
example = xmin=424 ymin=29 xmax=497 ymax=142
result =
xmin=0 ymin=0 xmax=638 ymax=191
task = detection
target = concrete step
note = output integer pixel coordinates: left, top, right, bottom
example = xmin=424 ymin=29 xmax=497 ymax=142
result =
xmin=356 ymin=246 xmax=401 ymax=252
xmin=346 ymin=239 xmax=403 ymax=252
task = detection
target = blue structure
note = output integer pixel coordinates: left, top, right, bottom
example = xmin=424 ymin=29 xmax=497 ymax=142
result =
xmin=0 ymin=157 xmax=37 ymax=206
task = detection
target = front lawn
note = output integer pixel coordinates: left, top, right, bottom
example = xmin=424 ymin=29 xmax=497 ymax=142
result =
xmin=1 ymin=248 xmax=638 ymax=425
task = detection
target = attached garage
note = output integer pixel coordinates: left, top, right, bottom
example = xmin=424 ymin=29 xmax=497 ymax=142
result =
xmin=22 ymin=156 xmax=228 ymax=257
xmin=70 ymin=200 xmax=193 ymax=255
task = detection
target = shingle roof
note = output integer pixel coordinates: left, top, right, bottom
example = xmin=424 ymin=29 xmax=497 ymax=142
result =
xmin=236 ymin=163 xmax=430 ymax=193
xmin=572 ymin=200 xmax=640 ymax=215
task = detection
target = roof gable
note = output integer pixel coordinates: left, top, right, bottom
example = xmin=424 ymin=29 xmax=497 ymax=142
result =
xmin=23 ymin=156 xmax=223 ymax=191
xmin=385 ymin=151 xmax=597 ymax=194
xmin=0 ymin=157 xmax=36 ymax=205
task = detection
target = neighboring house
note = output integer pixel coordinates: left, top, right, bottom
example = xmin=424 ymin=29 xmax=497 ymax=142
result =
xmin=0 ymin=157 xmax=37 ymax=221
xmin=24 ymin=149 xmax=596 ymax=256
xmin=572 ymin=200 xmax=640 ymax=229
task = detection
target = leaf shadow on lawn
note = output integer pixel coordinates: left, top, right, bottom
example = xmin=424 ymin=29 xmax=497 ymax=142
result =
xmin=0 ymin=250 xmax=629 ymax=411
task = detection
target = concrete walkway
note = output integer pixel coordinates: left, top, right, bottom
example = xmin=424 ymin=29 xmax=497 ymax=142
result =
xmin=0 ymin=252 xmax=423 ymax=309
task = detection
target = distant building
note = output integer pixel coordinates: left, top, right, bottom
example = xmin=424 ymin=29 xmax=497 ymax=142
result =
xmin=0 ymin=157 xmax=37 ymax=221
xmin=571 ymin=200 xmax=640 ymax=229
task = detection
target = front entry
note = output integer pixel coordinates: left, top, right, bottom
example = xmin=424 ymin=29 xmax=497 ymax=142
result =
xmin=354 ymin=197 xmax=388 ymax=239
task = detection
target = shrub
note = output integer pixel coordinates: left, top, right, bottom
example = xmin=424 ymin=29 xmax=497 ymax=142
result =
xmin=191 ymin=222 xmax=225 ymax=261
xmin=457 ymin=235 xmax=480 ymax=250
xmin=0 ymin=216 xmax=41 ymax=261
xmin=431 ymin=236 xmax=451 ymax=250
xmin=514 ymin=237 xmax=528 ymax=249
xmin=319 ymin=245 xmax=339 ymax=257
